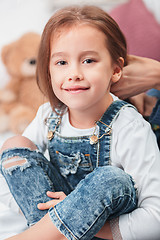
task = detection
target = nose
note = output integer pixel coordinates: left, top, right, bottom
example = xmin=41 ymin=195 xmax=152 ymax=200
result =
xmin=68 ymin=75 xmax=83 ymax=81
xmin=68 ymin=64 xmax=84 ymax=81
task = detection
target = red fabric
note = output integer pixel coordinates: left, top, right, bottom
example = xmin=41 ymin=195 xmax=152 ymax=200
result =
xmin=110 ymin=0 xmax=160 ymax=61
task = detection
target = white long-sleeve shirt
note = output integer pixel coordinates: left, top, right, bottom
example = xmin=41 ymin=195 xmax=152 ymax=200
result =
xmin=22 ymin=95 xmax=160 ymax=240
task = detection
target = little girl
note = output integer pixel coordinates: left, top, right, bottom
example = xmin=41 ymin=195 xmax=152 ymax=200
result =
xmin=1 ymin=5 xmax=160 ymax=240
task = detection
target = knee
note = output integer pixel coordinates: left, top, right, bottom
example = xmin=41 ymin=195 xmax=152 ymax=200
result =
xmin=91 ymin=166 xmax=133 ymax=191
xmin=82 ymin=166 xmax=137 ymax=211
xmin=0 ymin=136 xmax=38 ymax=171
xmin=0 ymin=136 xmax=37 ymax=154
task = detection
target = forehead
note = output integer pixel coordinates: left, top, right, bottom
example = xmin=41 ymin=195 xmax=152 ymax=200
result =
xmin=50 ymin=24 xmax=107 ymax=50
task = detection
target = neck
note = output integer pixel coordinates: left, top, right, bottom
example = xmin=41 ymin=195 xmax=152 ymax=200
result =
xmin=68 ymin=94 xmax=113 ymax=129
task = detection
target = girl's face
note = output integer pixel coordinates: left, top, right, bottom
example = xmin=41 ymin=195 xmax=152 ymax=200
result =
xmin=49 ymin=24 xmax=122 ymax=113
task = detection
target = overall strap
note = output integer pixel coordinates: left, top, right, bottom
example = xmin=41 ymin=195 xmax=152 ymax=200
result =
xmin=96 ymin=100 xmax=136 ymax=166
xmin=45 ymin=110 xmax=62 ymax=141
xmin=98 ymin=100 xmax=135 ymax=131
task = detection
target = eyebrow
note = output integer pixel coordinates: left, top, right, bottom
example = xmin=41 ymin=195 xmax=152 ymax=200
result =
xmin=80 ymin=51 xmax=99 ymax=57
xmin=51 ymin=50 xmax=99 ymax=59
xmin=51 ymin=52 xmax=65 ymax=59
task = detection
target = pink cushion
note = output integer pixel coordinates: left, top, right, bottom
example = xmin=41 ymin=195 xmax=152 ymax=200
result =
xmin=110 ymin=0 xmax=160 ymax=61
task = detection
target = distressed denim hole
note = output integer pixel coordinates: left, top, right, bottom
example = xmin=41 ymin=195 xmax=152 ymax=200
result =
xmin=2 ymin=156 xmax=27 ymax=169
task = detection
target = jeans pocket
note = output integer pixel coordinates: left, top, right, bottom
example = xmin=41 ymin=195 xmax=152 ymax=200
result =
xmin=55 ymin=151 xmax=93 ymax=177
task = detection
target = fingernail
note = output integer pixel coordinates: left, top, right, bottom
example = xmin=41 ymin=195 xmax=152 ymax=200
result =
xmin=37 ymin=203 xmax=41 ymax=209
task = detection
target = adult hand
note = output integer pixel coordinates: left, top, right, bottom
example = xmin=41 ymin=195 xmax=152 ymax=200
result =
xmin=111 ymin=55 xmax=160 ymax=99
xmin=37 ymin=191 xmax=66 ymax=210
xmin=129 ymin=93 xmax=157 ymax=116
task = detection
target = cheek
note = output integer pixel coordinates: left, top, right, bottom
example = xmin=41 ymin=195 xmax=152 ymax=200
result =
xmin=50 ymin=68 xmax=61 ymax=88
xmin=91 ymin=64 xmax=113 ymax=78
xmin=49 ymin=65 xmax=63 ymax=97
xmin=89 ymin=70 xmax=112 ymax=85
xmin=51 ymin=81 xmax=61 ymax=101
xmin=50 ymin=75 xmax=63 ymax=102
xmin=51 ymin=79 xmax=59 ymax=93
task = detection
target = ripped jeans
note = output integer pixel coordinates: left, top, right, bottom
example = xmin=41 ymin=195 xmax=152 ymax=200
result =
xmin=0 ymin=147 xmax=137 ymax=240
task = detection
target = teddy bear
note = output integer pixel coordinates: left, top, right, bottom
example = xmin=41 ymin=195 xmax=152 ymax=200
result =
xmin=0 ymin=32 xmax=47 ymax=134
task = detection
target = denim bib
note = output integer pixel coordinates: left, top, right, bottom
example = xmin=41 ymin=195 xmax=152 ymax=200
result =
xmin=0 ymin=100 xmax=138 ymax=233
xmin=46 ymin=100 xmax=134 ymax=190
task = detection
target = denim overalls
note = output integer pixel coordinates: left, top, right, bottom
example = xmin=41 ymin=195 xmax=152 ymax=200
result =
xmin=0 ymin=100 xmax=137 ymax=240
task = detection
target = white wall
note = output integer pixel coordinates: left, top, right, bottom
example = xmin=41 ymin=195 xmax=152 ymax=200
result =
xmin=47 ymin=0 xmax=128 ymax=12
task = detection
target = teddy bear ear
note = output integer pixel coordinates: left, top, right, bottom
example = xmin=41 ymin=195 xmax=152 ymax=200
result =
xmin=1 ymin=44 xmax=12 ymax=65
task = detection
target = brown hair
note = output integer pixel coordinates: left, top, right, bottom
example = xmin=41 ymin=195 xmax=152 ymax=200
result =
xmin=36 ymin=5 xmax=128 ymax=111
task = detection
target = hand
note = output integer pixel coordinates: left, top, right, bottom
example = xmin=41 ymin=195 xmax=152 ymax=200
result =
xmin=111 ymin=55 xmax=160 ymax=99
xmin=129 ymin=93 xmax=157 ymax=116
xmin=37 ymin=191 xmax=66 ymax=210
xmin=129 ymin=93 xmax=145 ymax=115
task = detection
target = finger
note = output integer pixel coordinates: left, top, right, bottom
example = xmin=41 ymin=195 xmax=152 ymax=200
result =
xmin=38 ymin=199 xmax=62 ymax=210
xmin=51 ymin=199 xmax=62 ymax=206
xmin=129 ymin=94 xmax=145 ymax=115
xmin=46 ymin=191 xmax=57 ymax=198
xmin=47 ymin=191 xmax=66 ymax=200
xmin=37 ymin=200 xmax=55 ymax=210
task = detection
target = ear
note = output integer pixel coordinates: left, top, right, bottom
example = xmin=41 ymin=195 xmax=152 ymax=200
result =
xmin=111 ymin=57 xmax=124 ymax=83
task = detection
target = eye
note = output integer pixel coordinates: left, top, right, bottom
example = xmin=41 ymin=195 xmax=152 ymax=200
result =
xmin=83 ymin=58 xmax=95 ymax=64
xmin=56 ymin=60 xmax=67 ymax=65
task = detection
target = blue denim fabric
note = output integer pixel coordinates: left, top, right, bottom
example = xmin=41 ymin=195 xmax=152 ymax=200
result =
xmin=0 ymin=100 xmax=137 ymax=239
xmin=0 ymin=148 xmax=72 ymax=225
xmin=147 ymin=89 xmax=160 ymax=99
xmin=49 ymin=166 xmax=137 ymax=240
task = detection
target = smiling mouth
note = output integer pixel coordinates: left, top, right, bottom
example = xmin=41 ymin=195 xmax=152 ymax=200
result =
xmin=64 ymin=87 xmax=89 ymax=93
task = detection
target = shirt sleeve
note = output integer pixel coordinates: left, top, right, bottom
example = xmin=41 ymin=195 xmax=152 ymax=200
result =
xmin=22 ymin=102 xmax=52 ymax=153
xmin=111 ymin=107 xmax=160 ymax=239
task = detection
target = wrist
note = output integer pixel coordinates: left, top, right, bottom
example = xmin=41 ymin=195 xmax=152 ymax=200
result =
xmin=148 ymin=60 xmax=160 ymax=90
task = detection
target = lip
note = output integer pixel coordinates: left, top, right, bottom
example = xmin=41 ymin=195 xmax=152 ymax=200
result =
xmin=63 ymin=86 xmax=89 ymax=93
